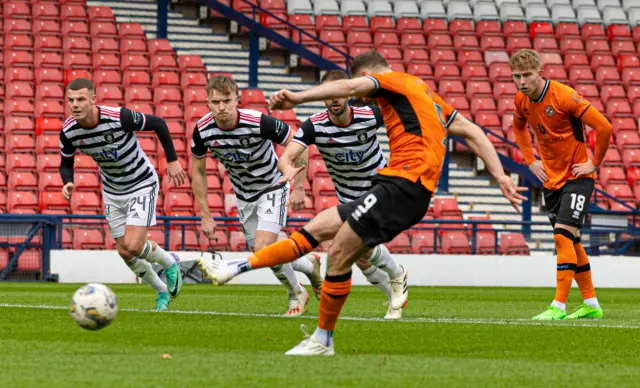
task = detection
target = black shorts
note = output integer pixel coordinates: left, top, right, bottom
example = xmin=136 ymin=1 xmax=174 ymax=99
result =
xmin=543 ymin=178 xmax=594 ymax=229
xmin=337 ymin=175 xmax=432 ymax=248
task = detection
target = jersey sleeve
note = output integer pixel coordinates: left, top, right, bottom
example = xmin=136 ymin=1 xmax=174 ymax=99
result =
xmin=512 ymin=95 xmax=528 ymax=130
xmin=259 ymin=114 xmax=291 ymax=145
xmin=292 ymin=119 xmax=315 ymax=148
xmin=370 ymin=105 xmax=384 ymax=127
xmin=559 ymin=88 xmax=592 ymax=119
xmin=119 ymin=108 xmax=147 ymax=132
xmin=428 ymin=90 xmax=458 ymax=128
xmin=191 ymin=126 xmax=208 ymax=159
xmin=59 ymin=131 xmax=77 ymax=157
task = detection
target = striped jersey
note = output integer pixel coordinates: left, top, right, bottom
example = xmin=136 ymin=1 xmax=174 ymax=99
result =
xmin=59 ymin=106 xmax=158 ymax=197
xmin=191 ymin=108 xmax=291 ymax=202
xmin=293 ymin=106 xmax=387 ymax=203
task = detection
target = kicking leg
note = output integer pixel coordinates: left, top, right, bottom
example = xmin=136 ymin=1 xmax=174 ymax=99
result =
xmin=254 ymin=228 xmax=309 ymax=317
xmin=197 ymin=207 xmax=341 ymax=285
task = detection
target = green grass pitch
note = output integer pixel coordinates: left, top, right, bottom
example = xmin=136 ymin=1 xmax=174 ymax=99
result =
xmin=2 ymin=282 xmax=640 ymax=387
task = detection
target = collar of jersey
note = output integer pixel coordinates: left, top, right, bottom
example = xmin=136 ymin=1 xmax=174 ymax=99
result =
xmin=78 ymin=107 xmax=102 ymax=129
xmin=328 ymin=106 xmax=354 ymax=128
xmin=217 ymin=110 xmax=241 ymax=131
xmin=529 ymin=80 xmax=550 ymax=104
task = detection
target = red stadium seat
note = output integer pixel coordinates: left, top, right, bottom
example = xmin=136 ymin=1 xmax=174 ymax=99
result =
xmin=90 ymin=22 xmax=117 ymax=38
xmin=169 ymin=230 xmax=199 ymax=251
xmin=599 ymin=167 xmax=627 ymax=186
xmin=152 ymin=71 xmax=180 ymax=88
xmin=87 ymin=6 xmax=116 ymax=22
xmin=73 ymin=230 xmax=106 ymax=250
xmin=441 ymin=231 xmax=471 ymax=254
xmin=122 ymin=70 xmax=151 ymax=87
xmin=342 ymin=15 xmax=368 ymax=34
xmin=386 ymin=232 xmax=412 ymax=254
xmin=181 ymin=72 xmax=207 ymax=90
xmin=6 ymin=153 xmax=36 ymax=173
xmin=75 ymin=172 xmax=101 ymax=192
xmin=164 ymin=192 xmax=194 ymax=214
xmin=433 ymin=198 xmax=462 ymax=218
xmin=499 ymin=233 xmax=530 ymax=255
xmin=314 ymin=195 xmax=339 ymax=213
xmin=150 ymin=54 xmax=178 ymax=73
xmin=5 ymin=116 xmax=35 ymax=135
xmin=119 ymin=38 xmax=147 ymax=55
xmin=8 ymin=191 xmax=38 ymax=213
xmin=7 ymin=134 xmax=36 ymax=153
xmin=121 ymin=54 xmax=150 ymax=72
xmin=153 ymin=86 xmax=181 ymax=105
xmin=178 ymin=55 xmax=206 ymax=72
xmin=33 ymin=3 xmax=60 ymax=19
xmin=183 ymin=104 xmax=209 ymax=122
xmin=118 ymin=23 xmax=146 ymax=40
xmin=370 ymin=16 xmax=395 ymax=34
xmin=39 ymin=192 xmax=70 ymax=213
xmin=8 ymin=171 xmax=37 ymax=191
xmin=70 ymin=192 xmax=102 ymax=214
xmin=37 ymin=154 xmax=61 ymax=173
xmin=423 ymin=18 xmax=447 ymax=35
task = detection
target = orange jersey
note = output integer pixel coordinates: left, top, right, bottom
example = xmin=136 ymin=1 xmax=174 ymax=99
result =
xmin=513 ymin=80 xmax=594 ymax=190
xmin=366 ymin=72 xmax=457 ymax=192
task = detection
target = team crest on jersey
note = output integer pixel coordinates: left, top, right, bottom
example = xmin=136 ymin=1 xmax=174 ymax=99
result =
xmin=356 ymin=130 xmax=368 ymax=144
xmin=239 ymin=136 xmax=251 ymax=148
xmin=571 ymin=93 xmax=584 ymax=103
xmin=103 ymin=130 xmax=116 ymax=144
xmin=544 ymin=106 xmax=555 ymax=117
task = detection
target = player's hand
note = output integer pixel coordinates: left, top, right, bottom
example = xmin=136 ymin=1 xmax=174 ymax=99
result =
xmin=528 ymin=160 xmax=548 ymax=183
xmin=62 ymin=182 xmax=75 ymax=202
xmin=269 ymin=89 xmax=301 ymax=111
xmin=289 ymin=187 xmax=306 ymax=212
xmin=572 ymin=160 xmax=597 ymax=178
xmin=278 ymin=164 xmax=305 ymax=185
xmin=496 ymin=175 xmax=528 ymax=213
xmin=201 ymin=217 xmax=217 ymax=240
xmin=167 ymin=160 xmax=187 ymax=187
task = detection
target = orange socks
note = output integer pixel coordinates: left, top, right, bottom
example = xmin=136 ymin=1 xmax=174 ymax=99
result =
xmin=553 ymin=229 xmax=578 ymax=305
xmin=247 ymin=229 xmax=318 ymax=270
xmin=318 ymin=272 xmax=352 ymax=331
xmin=573 ymin=237 xmax=597 ymax=300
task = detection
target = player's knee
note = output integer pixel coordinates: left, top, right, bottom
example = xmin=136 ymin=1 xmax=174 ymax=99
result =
xmin=117 ymin=245 xmax=134 ymax=261
xmin=122 ymin=237 xmax=146 ymax=257
xmin=355 ymin=258 xmax=371 ymax=270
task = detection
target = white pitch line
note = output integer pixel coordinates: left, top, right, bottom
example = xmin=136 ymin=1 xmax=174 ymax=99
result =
xmin=0 ymin=303 xmax=638 ymax=329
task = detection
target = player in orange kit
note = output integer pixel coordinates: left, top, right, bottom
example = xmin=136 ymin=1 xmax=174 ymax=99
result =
xmin=198 ymin=50 xmax=527 ymax=355
xmin=510 ymin=49 xmax=613 ymax=320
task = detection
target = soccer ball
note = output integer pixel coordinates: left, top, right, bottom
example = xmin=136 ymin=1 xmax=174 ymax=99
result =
xmin=70 ymin=283 xmax=118 ymax=330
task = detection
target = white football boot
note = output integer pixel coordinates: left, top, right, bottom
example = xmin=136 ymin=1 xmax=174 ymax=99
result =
xmin=285 ymin=325 xmax=335 ymax=356
xmin=196 ymin=255 xmax=234 ymax=286
xmin=389 ymin=265 xmax=408 ymax=310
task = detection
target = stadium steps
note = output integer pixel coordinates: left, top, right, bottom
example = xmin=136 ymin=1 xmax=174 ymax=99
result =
xmin=86 ymin=0 xmax=326 ymax=120
xmin=447 ymin=166 xmax=555 ymax=253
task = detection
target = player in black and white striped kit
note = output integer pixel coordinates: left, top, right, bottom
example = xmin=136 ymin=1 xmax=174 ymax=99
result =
xmin=192 ymin=75 xmax=322 ymax=316
xmin=280 ymin=70 xmax=408 ymax=319
xmin=59 ymin=78 xmax=187 ymax=311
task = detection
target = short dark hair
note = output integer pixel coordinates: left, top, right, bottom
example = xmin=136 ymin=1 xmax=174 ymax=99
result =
xmin=67 ymin=78 xmax=95 ymax=92
xmin=321 ymin=69 xmax=348 ymax=83
xmin=206 ymin=75 xmax=237 ymax=96
xmin=350 ymin=50 xmax=389 ymax=76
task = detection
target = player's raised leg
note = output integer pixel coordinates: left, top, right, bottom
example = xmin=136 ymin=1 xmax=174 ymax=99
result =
xmin=566 ymin=235 xmax=603 ymax=319
xmin=197 ymin=206 xmax=340 ymax=285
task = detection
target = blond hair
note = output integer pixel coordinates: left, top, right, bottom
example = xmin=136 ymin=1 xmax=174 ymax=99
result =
xmin=509 ymin=49 xmax=541 ymax=71
xmin=206 ymin=75 xmax=237 ymax=96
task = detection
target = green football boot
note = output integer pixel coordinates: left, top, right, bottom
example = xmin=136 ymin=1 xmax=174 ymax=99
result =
xmin=532 ymin=305 xmax=567 ymax=321
xmin=566 ymin=304 xmax=603 ymax=320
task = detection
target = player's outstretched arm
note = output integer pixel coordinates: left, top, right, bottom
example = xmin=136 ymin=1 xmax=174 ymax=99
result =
xmin=269 ymin=77 xmax=377 ymax=111
xmin=448 ymin=113 xmax=528 ymax=212
xmin=191 ymin=156 xmax=216 ymax=240
xmin=572 ymin=107 xmax=613 ymax=177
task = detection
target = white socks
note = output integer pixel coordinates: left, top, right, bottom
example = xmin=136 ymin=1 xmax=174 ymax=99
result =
xmin=271 ymin=263 xmax=303 ymax=297
xmin=584 ymin=297 xmax=600 ymax=308
xmin=126 ymin=257 xmax=168 ymax=293
xmin=551 ymin=300 xmax=566 ymax=311
xmin=313 ymin=327 xmax=333 ymax=347
xmin=361 ymin=266 xmax=391 ymax=298
xmin=369 ymin=245 xmax=403 ymax=279
xmin=138 ymin=241 xmax=175 ymax=270
xmin=291 ymin=255 xmax=314 ymax=275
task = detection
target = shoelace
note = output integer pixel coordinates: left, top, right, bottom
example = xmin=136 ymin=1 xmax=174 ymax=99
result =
xmin=299 ymin=324 xmax=310 ymax=339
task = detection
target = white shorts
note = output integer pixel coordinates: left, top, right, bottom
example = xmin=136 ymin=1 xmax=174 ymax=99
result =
xmin=103 ymin=183 xmax=159 ymax=239
xmin=237 ymin=184 xmax=289 ymax=248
